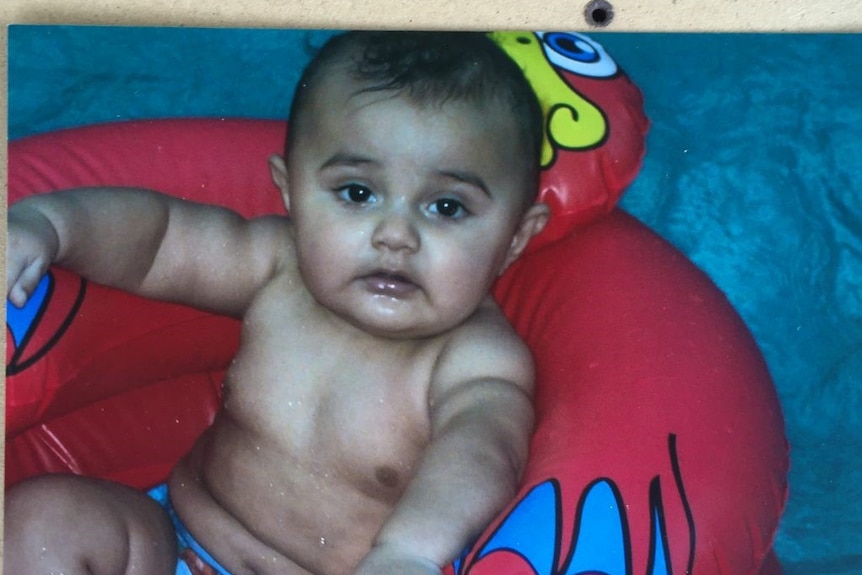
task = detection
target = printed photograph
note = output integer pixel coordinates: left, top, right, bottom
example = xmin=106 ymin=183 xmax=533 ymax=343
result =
xmin=6 ymin=26 xmax=861 ymax=575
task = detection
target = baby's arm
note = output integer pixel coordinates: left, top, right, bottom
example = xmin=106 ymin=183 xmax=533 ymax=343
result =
xmin=355 ymin=314 xmax=535 ymax=575
xmin=7 ymin=188 xmax=286 ymax=316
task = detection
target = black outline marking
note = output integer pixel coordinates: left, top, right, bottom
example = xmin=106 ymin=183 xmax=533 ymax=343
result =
xmin=667 ymin=434 xmax=696 ymax=575
xmin=6 ymin=272 xmax=88 ymax=376
xmin=557 ymin=476 xmax=633 ymax=575
xmin=537 ymin=48 xmax=616 ymax=170
xmin=6 ymin=272 xmax=56 ymax=371
xmin=543 ymin=89 xmax=612 ymax=161
xmin=646 ymin=476 xmax=674 ymax=575
xmin=462 ymin=479 xmax=564 ymax=575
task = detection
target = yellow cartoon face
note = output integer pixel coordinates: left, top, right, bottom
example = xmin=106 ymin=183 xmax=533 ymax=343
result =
xmin=490 ymin=31 xmax=618 ymax=168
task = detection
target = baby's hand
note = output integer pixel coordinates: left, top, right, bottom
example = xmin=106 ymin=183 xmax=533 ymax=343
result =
xmin=6 ymin=207 xmax=60 ymax=308
xmin=353 ymin=544 xmax=443 ymax=575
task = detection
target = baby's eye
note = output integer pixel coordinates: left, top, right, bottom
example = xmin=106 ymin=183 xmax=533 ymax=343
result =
xmin=428 ymin=198 xmax=469 ymax=219
xmin=336 ymin=184 xmax=376 ymax=204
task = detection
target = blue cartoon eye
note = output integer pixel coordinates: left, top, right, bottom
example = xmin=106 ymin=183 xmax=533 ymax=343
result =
xmin=545 ymin=32 xmax=599 ymax=63
xmin=537 ymin=32 xmax=618 ymax=78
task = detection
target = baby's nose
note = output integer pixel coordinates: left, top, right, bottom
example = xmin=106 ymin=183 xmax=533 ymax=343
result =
xmin=371 ymin=213 xmax=420 ymax=253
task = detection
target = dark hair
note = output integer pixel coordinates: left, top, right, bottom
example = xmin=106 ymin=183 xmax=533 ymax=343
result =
xmin=286 ymin=31 xmax=544 ymax=194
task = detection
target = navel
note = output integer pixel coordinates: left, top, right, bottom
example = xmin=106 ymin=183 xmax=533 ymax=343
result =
xmin=374 ymin=466 xmax=400 ymax=489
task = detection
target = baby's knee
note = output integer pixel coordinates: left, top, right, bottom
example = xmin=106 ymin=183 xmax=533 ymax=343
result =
xmin=4 ymin=474 xmax=176 ymax=575
xmin=5 ymin=475 xmax=99 ymax=572
xmin=5 ymin=474 xmax=81 ymax=531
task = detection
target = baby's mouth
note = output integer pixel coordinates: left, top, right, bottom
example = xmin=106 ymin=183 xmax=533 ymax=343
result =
xmin=360 ymin=270 xmax=419 ymax=298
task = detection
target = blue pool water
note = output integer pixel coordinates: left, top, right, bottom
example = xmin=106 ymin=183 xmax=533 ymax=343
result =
xmin=8 ymin=26 xmax=862 ymax=574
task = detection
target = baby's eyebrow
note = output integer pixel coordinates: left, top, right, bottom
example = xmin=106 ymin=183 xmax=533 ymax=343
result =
xmin=438 ymin=170 xmax=492 ymax=198
xmin=321 ymin=153 xmax=380 ymax=169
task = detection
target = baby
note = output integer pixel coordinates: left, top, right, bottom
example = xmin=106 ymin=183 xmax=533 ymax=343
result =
xmin=5 ymin=31 xmax=549 ymax=575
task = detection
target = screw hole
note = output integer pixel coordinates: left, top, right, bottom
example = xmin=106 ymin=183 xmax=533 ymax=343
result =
xmin=584 ymin=0 xmax=614 ymax=27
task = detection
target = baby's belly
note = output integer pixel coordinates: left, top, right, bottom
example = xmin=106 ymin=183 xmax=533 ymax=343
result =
xmin=168 ymin=416 xmax=402 ymax=575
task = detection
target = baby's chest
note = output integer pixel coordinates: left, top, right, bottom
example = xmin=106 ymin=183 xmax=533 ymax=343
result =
xmin=230 ymin=367 xmax=429 ymax=499
xmin=313 ymin=382 xmax=429 ymax=492
xmin=225 ymin=309 xmax=436 ymax=495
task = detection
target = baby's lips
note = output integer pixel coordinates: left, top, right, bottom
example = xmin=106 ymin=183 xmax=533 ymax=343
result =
xmin=360 ymin=271 xmax=420 ymax=298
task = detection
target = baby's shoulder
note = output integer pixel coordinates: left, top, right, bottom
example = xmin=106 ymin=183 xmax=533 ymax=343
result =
xmin=221 ymin=214 xmax=302 ymax=318
xmin=245 ymin=215 xmax=300 ymax=280
xmin=432 ymin=298 xmax=535 ymax=394
xmin=451 ymin=299 xmax=526 ymax=352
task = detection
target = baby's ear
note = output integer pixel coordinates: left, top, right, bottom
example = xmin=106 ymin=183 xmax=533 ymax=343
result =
xmin=269 ymin=154 xmax=291 ymax=212
xmin=500 ymin=202 xmax=550 ymax=274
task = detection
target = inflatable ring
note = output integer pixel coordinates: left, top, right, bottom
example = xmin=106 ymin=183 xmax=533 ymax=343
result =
xmin=6 ymin=32 xmax=788 ymax=575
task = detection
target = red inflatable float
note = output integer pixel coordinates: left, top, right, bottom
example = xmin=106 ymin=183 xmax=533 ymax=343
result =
xmin=6 ymin=32 xmax=788 ymax=575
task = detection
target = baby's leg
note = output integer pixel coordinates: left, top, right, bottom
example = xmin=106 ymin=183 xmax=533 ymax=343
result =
xmin=4 ymin=474 xmax=177 ymax=575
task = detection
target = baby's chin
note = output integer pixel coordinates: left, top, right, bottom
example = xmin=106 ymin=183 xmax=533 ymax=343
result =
xmin=346 ymin=314 xmax=460 ymax=341
xmin=334 ymin=300 xmax=476 ymax=341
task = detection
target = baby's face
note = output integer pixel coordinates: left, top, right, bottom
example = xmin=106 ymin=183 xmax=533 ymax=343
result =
xmin=272 ymin=71 xmax=544 ymax=339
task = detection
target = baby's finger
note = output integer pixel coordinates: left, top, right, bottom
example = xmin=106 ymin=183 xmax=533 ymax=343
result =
xmin=8 ymin=284 xmax=31 ymax=309
xmin=8 ymin=259 xmax=48 ymax=308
